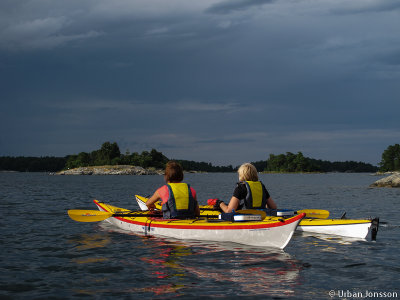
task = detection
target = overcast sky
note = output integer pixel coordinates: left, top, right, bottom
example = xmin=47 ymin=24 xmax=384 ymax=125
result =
xmin=1 ymin=0 xmax=399 ymax=166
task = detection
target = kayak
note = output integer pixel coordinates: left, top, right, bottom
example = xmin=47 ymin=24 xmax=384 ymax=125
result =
xmin=296 ymin=218 xmax=379 ymax=240
xmin=135 ymin=195 xmax=379 ymax=241
xmin=93 ymin=200 xmax=305 ymax=249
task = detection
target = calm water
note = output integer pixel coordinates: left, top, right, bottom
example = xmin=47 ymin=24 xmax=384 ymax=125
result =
xmin=1 ymin=172 xmax=399 ymax=299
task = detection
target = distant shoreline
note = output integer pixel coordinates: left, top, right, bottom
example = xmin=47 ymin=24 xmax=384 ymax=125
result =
xmin=2 ymin=165 xmax=398 ymax=176
xmin=52 ymin=165 xmax=164 ymax=175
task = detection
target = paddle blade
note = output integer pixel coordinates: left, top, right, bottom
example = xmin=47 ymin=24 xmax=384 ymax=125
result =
xmin=135 ymin=195 xmax=162 ymax=210
xmin=297 ymin=209 xmax=329 ymax=219
xmin=68 ymin=210 xmax=113 ymax=222
xmin=135 ymin=195 xmax=149 ymax=210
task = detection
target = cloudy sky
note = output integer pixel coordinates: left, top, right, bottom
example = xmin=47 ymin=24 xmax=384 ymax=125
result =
xmin=1 ymin=0 xmax=399 ymax=166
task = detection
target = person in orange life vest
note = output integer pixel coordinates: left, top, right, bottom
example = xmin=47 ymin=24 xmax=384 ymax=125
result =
xmin=146 ymin=161 xmax=200 ymax=219
xmin=214 ymin=163 xmax=277 ymax=213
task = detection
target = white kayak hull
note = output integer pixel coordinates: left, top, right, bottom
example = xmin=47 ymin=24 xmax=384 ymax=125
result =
xmin=94 ymin=200 xmax=305 ymax=249
xmin=297 ymin=221 xmax=376 ymax=240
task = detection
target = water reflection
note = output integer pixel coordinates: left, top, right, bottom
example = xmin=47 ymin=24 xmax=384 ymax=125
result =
xmin=102 ymin=223 xmax=303 ymax=298
xmin=177 ymin=240 xmax=301 ymax=297
xmin=72 ymin=257 xmax=109 ymax=264
xmin=68 ymin=233 xmax=111 ymax=268
xmin=68 ymin=233 xmax=111 ymax=251
xmin=128 ymin=284 xmax=185 ymax=297
xmin=298 ymin=232 xmax=367 ymax=245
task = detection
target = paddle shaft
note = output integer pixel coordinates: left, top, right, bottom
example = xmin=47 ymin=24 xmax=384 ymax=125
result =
xmin=200 ymin=207 xmax=329 ymax=219
xmin=112 ymin=213 xmax=219 ymax=219
xmin=68 ymin=209 xmax=223 ymax=222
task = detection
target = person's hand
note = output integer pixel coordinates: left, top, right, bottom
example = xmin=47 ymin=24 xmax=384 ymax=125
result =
xmin=207 ymin=198 xmax=224 ymax=210
xmin=214 ymin=199 xmax=224 ymax=211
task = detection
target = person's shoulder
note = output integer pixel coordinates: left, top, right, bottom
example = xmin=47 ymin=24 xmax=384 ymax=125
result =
xmin=157 ymin=185 xmax=168 ymax=192
xmin=235 ymin=181 xmax=244 ymax=188
xmin=234 ymin=182 xmax=247 ymax=192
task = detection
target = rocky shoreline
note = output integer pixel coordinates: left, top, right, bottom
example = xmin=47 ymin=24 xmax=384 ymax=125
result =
xmin=370 ymin=172 xmax=400 ymax=188
xmin=52 ymin=166 xmax=400 ymax=187
xmin=53 ymin=165 xmax=164 ymax=175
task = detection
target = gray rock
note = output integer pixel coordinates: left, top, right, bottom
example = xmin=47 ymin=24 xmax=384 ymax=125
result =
xmin=370 ymin=172 xmax=400 ymax=188
xmin=55 ymin=165 xmax=163 ymax=175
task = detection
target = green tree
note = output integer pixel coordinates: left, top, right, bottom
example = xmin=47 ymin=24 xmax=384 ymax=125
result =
xmin=91 ymin=142 xmax=121 ymax=165
xmin=294 ymin=152 xmax=307 ymax=172
xmin=149 ymin=149 xmax=168 ymax=168
xmin=251 ymin=160 xmax=267 ymax=172
xmin=77 ymin=152 xmax=90 ymax=166
xmin=379 ymin=144 xmax=400 ymax=172
xmin=65 ymin=155 xmax=79 ymax=169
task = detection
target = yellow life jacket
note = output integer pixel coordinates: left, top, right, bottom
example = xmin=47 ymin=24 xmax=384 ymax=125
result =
xmin=162 ymin=183 xmax=196 ymax=219
xmin=243 ymin=181 xmax=267 ymax=209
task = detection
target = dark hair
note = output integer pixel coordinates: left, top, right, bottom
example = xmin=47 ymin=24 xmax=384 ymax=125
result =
xmin=164 ymin=161 xmax=184 ymax=183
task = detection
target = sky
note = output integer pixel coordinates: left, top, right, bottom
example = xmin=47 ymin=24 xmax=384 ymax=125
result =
xmin=1 ymin=0 xmax=399 ymax=166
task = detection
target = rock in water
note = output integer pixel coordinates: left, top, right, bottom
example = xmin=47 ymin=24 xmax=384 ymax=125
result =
xmin=55 ymin=165 xmax=162 ymax=175
xmin=370 ymin=173 xmax=400 ymax=188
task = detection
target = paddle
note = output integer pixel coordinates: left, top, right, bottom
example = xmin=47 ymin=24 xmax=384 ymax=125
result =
xmin=68 ymin=209 xmax=267 ymax=223
xmin=296 ymin=209 xmax=329 ymax=219
xmin=67 ymin=210 xmax=155 ymax=222
xmin=201 ymin=207 xmax=329 ymax=219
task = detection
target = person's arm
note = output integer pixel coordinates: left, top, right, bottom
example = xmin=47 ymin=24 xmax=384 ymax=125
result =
xmin=219 ymin=196 xmax=240 ymax=213
xmin=145 ymin=191 xmax=161 ymax=211
xmin=266 ymin=197 xmax=277 ymax=209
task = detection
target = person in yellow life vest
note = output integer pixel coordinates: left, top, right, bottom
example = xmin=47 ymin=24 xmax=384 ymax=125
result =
xmin=146 ymin=161 xmax=200 ymax=219
xmin=215 ymin=163 xmax=277 ymax=213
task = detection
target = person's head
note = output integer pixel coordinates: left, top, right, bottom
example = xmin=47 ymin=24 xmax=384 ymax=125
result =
xmin=238 ymin=163 xmax=258 ymax=181
xmin=164 ymin=161 xmax=184 ymax=183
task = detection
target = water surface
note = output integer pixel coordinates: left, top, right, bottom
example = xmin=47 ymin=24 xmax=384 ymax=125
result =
xmin=1 ymin=172 xmax=399 ymax=299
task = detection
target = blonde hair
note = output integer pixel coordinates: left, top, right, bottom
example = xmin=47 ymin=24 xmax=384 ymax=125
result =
xmin=238 ymin=163 xmax=258 ymax=181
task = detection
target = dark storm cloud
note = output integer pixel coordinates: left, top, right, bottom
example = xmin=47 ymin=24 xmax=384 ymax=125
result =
xmin=0 ymin=0 xmax=399 ymax=165
xmin=205 ymin=0 xmax=276 ymax=14
xmin=375 ymin=49 xmax=400 ymax=66
xmin=330 ymin=0 xmax=400 ymax=15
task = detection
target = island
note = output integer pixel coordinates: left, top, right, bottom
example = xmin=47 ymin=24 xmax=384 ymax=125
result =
xmin=55 ymin=165 xmax=163 ymax=175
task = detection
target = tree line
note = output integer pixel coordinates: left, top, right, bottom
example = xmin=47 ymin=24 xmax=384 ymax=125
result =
xmin=0 ymin=156 xmax=67 ymax=172
xmin=1 ymin=142 xmax=399 ymax=173
xmin=64 ymin=142 xmax=169 ymax=170
xmin=64 ymin=142 xmax=234 ymax=172
xmin=251 ymin=152 xmax=378 ymax=173
xmin=176 ymin=160 xmax=234 ymax=172
xmin=0 ymin=142 xmax=231 ymax=172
